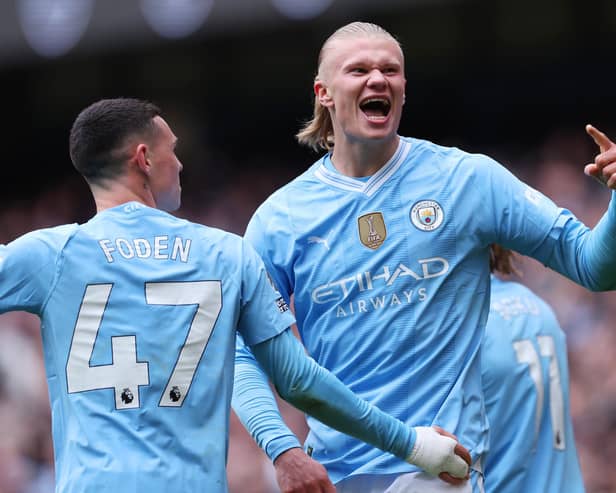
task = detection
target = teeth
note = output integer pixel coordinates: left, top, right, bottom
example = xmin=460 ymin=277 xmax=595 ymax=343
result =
xmin=362 ymin=98 xmax=390 ymax=107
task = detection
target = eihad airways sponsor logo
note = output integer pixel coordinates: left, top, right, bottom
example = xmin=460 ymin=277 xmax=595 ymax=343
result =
xmin=311 ymin=257 xmax=450 ymax=317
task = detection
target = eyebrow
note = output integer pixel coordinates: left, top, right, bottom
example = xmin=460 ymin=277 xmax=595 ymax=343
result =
xmin=342 ymin=58 xmax=402 ymax=69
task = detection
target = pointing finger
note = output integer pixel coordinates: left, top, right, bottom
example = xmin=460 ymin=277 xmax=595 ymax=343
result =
xmin=586 ymin=124 xmax=614 ymax=153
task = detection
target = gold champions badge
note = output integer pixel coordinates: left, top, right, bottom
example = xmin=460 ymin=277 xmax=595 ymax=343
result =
xmin=358 ymin=212 xmax=387 ymax=250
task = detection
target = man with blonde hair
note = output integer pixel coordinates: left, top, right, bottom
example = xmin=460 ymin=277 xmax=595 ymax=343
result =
xmin=233 ymin=21 xmax=616 ymax=492
xmin=0 ymin=97 xmax=471 ymax=493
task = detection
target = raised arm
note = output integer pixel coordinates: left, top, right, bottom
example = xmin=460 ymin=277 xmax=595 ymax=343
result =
xmin=249 ymin=328 xmax=472 ymax=485
xmin=469 ymin=125 xmax=616 ymax=291
xmin=540 ymin=125 xmax=616 ymax=290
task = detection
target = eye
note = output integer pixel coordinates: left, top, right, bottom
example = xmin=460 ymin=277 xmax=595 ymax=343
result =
xmin=349 ymin=67 xmax=367 ymax=74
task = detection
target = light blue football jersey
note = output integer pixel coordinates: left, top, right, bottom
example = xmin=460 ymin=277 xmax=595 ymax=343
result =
xmin=243 ymin=136 xmax=616 ymax=483
xmin=0 ymin=202 xmax=294 ymax=493
xmin=482 ymin=276 xmax=585 ymax=492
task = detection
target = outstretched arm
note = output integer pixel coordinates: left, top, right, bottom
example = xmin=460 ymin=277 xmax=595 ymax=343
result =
xmin=476 ymin=125 xmax=616 ymax=291
xmin=249 ymin=328 xmax=472 ymax=485
xmin=543 ymin=125 xmax=616 ymax=290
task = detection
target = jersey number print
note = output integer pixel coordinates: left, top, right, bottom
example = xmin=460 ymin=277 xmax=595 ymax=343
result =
xmin=66 ymin=281 xmax=222 ymax=409
xmin=513 ymin=335 xmax=566 ymax=450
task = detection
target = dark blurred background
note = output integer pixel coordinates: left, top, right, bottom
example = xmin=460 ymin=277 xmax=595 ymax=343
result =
xmin=2 ymin=0 xmax=615 ymax=215
xmin=1 ymin=0 xmax=616 ymax=492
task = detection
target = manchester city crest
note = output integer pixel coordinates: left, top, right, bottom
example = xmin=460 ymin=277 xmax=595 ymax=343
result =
xmin=410 ymin=200 xmax=444 ymax=231
xmin=358 ymin=212 xmax=387 ymax=250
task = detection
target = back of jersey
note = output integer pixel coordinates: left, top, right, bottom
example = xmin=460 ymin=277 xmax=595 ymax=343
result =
xmin=40 ymin=203 xmax=246 ymax=493
xmin=482 ymin=276 xmax=585 ymax=493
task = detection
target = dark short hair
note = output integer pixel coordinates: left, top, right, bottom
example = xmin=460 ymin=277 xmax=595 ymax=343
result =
xmin=69 ymin=98 xmax=161 ymax=183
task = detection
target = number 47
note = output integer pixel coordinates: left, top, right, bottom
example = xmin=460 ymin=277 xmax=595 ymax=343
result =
xmin=66 ymin=281 xmax=222 ymax=410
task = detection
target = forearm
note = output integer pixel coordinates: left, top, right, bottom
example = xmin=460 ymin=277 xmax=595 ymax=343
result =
xmin=544 ymin=192 xmax=616 ymax=290
xmin=233 ymin=341 xmax=302 ymax=461
xmin=251 ymin=329 xmax=415 ymax=461
xmin=582 ymin=191 xmax=616 ymax=289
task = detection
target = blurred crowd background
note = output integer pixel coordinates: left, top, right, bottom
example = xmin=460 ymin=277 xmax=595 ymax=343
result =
xmin=1 ymin=0 xmax=616 ymax=492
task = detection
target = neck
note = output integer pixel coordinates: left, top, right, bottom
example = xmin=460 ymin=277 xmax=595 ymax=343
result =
xmin=330 ymin=135 xmax=400 ymax=177
xmin=91 ymin=178 xmax=156 ymax=213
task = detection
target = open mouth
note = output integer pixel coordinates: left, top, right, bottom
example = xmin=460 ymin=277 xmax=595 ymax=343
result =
xmin=360 ymin=98 xmax=391 ymax=120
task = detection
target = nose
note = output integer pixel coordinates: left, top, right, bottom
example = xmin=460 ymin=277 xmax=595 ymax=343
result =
xmin=366 ymin=69 xmax=387 ymax=87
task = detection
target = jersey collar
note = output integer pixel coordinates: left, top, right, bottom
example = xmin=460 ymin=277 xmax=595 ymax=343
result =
xmin=314 ymin=138 xmax=411 ymax=197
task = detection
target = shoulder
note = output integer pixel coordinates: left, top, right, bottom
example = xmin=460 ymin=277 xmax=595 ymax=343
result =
xmin=255 ymin=157 xmax=327 ymax=210
xmin=0 ymin=224 xmax=78 ymax=287
xmin=143 ymin=210 xmax=243 ymax=245
xmin=194 ymin=223 xmax=263 ymax=263
xmin=185 ymin=220 xmax=246 ymax=251
xmin=247 ymin=161 xmax=324 ymax=241
xmin=6 ymin=223 xmax=78 ymax=254
xmin=403 ymin=135 xmax=470 ymax=159
xmin=403 ymin=136 xmax=502 ymax=178
xmin=181 ymin=223 xmax=265 ymax=283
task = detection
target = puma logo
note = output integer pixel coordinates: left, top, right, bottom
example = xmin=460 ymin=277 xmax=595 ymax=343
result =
xmin=308 ymin=230 xmax=333 ymax=251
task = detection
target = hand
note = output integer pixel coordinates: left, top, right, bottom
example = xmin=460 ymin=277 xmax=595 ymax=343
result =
xmin=585 ymin=124 xmax=616 ymax=189
xmin=406 ymin=426 xmax=471 ymax=486
xmin=273 ymin=447 xmax=336 ymax=493
xmin=432 ymin=426 xmax=472 ymax=486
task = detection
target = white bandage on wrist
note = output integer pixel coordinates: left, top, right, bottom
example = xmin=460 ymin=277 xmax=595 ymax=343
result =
xmin=406 ymin=426 xmax=469 ymax=479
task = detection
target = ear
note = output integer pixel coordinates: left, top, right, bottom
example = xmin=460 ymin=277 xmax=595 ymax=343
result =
xmin=315 ymin=79 xmax=333 ymax=108
xmin=133 ymin=143 xmax=151 ymax=175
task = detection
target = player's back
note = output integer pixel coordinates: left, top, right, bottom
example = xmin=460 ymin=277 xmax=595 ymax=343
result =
xmin=35 ymin=202 xmax=248 ymax=492
xmin=482 ymin=276 xmax=585 ymax=493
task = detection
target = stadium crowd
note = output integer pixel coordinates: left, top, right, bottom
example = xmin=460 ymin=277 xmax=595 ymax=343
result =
xmin=1 ymin=125 xmax=615 ymax=493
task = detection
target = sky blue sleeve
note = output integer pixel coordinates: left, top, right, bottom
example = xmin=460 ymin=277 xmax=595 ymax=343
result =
xmin=250 ymin=328 xmax=416 ymax=461
xmin=539 ymin=191 xmax=616 ymax=290
xmin=236 ymin=239 xmax=295 ymax=346
xmin=233 ymin=334 xmax=302 ymax=461
xmin=0 ymin=229 xmax=66 ymax=314
xmin=244 ymin=201 xmax=294 ymax=302
xmin=470 ymin=154 xmax=616 ymax=290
